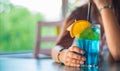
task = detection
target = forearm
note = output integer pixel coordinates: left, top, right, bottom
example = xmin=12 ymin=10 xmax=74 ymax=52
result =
xmin=100 ymin=8 xmax=120 ymax=61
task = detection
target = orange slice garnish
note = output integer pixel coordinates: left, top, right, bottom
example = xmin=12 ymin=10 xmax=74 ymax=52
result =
xmin=67 ymin=20 xmax=91 ymax=38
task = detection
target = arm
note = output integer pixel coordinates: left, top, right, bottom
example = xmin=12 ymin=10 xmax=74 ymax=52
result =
xmin=101 ymin=8 xmax=120 ymax=61
xmin=51 ymin=5 xmax=89 ymax=66
xmin=51 ymin=19 xmax=74 ymax=63
xmin=51 ymin=19 xmax=85 ymax=67
xmin=93 ymin=0 xmax=120 ymax=61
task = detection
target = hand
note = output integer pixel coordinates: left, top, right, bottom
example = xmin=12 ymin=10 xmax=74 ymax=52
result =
xmin=59 ymin=46 xmax=86 ymax=67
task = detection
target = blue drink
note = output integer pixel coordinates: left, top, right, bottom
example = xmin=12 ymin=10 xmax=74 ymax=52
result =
xmin=75 ymin=24 xmax=100 ymax=67
xmin=75 ymin=38 xmax=99 ymax=67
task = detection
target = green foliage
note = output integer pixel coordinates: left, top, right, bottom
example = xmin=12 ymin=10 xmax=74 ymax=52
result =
xmin=0 ymin=1 xmax=45 ymax=53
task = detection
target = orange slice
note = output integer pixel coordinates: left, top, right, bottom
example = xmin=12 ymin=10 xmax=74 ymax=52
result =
xmin=67 ymin=24 xmax=74 ymax=37
xmin=67 ymin=20 xmax=91 ymax=38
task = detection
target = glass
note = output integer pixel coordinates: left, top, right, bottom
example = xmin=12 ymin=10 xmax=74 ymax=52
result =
xmin=75 ymin=24 xmax=100 ymax=67
xmin=80 ymin=67 xmax=98 ymax=71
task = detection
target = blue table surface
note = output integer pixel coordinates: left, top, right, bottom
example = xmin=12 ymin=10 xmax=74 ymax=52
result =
xmin=0 ymin=58 xmax=120 ymax=71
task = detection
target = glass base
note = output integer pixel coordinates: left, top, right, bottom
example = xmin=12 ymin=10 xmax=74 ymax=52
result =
xmin=79 ymin=65 xmax=99 ymax=71
xmin=80 ymin=64 xmax=98 ymax=67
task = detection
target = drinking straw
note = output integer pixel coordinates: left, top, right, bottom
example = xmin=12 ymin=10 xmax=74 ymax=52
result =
xmin=87 ymin=2 xmax=92 ymax=22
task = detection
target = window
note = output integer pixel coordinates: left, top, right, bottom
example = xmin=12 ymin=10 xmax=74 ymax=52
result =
xmin=0 ymin=0 xmax=62 ymax=53
xmin=68 ymin=0 xmax=87 ymax=12
xmin=10 ymin=0 xmax=62 ymax=21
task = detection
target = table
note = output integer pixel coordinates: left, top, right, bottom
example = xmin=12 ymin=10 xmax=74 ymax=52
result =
xmin=0 ymin=58 xmax=120 ymax=71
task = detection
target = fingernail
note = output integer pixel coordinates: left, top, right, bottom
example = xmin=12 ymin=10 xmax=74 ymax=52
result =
xmin=80 ymin=61 xmax=84 ymax=64
xmin=77 ymin=65 xmax=80 ymax=67
xmin=82 ymin=57 xmax=86 ymax=61
xmin=80 ymin=50 xmax=85 ymax=54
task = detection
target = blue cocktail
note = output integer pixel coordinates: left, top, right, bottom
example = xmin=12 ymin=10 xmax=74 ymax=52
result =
xmin=75 ymin=24 xmax=100 ymax=67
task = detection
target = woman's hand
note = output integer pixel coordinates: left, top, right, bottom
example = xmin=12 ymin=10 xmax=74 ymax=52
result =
xmin=59 ymin=46 xmax=86 ymax=67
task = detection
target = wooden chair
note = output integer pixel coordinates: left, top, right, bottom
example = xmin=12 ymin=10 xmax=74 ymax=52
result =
xmin=34 ymin=21 xmax=62 ymax=58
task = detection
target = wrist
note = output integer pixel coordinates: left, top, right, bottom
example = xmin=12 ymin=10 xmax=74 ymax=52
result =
xmin=57 ymin=48 xmax=65 ymax=63
xmin=99 ymin=5 xmax=112 ymax=13
xmin=96 ymin=4 xmax=107 ymax=9
xmin=94 ymin=1 xmax=112 ymax=10
xmin=58 ymin=49 xmax=67 ymax=64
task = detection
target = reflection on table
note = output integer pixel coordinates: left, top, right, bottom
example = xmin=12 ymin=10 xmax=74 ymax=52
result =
xmin=0 ymin=58 xmax=120 ymax=71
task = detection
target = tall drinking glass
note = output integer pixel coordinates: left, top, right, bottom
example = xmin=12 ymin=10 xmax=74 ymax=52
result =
xmin=75 ymin=24 xmax=100 ymax=67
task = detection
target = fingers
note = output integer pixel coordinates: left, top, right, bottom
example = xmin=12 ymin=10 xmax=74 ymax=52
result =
xmin=61 ymin=46 xmax=86 ymax=67
xmin=65 ymin=58 xmax=81 ymax=67
xmin=62 ymin=49 xmax=86 ymax=67
xmin=69 ymin=46 xmax=84 ymax=54
xmin=70 ymin=58 xmax=84 ymax=65
xmin=65 ymin=57 xmax=85 ymax=67
xmin=67 ymin=51 xmax=86 ymax=61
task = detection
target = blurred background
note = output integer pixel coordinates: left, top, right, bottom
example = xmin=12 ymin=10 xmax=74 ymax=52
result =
xmin=0 ymin=0 xmax=86 ymax=57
